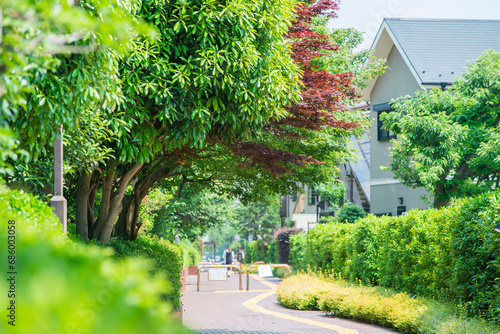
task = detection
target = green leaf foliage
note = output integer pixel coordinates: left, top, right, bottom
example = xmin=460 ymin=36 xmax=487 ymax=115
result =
xmin=118 ymin=0 xmax=301 ymax=155
xmin=336 ymin=203 xmax=366 ymax=223
xmin=108 ymin=235 xmax=183 ymax=309
xmin=265 ymin=239 xmax=280 ymax=264
xmin=0 ymin=185 xmax=189 ymax=333
xmin=289 ymin=192 xmax=500 ymax=322
xmin=244 ymin=240 xmax=266 ymax=264
xmin=382 ymin=50 xmax=500 ymax=207
xmin=178 ymin=241 xmax=203 ymax=268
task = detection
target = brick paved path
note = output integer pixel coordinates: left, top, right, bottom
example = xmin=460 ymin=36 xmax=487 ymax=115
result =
xmin=181 ymin=272 xmax=400 ymax=334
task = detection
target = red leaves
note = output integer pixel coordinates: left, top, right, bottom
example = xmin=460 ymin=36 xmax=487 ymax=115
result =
xmin=279 ymin=0 xmax=359 ymax=133
xmin=217 ymin=0 xmax=360 ymax=176
xmin=228 ymin=140 xmax=322 ymax=176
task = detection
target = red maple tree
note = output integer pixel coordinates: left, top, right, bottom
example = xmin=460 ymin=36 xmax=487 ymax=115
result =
xmin=227 ymin=0 xmax=360 ymax=175
xmin=280 ymin=0 xmax=359 ymax=132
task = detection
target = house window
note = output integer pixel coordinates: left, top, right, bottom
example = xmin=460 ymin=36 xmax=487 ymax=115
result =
xmin=374 ymin=103 xmax=396 ymax=141
xmin=397 ymin=206 xmax=407 ymax=216
xmin=374 ymin=212 xmax=392 ymax=217
xmin=308 ymin=186 xmax=317 ymax=205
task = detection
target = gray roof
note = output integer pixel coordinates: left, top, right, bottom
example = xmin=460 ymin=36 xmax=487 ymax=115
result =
xmin=383 ymin=18 xmax=500 ymax=84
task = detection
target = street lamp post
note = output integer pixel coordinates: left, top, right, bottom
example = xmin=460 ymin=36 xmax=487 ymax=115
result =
xmin=50 ymin=126 xmax=67 ymax=233
xmin=316 ymin=200 xmax=326 ymax=224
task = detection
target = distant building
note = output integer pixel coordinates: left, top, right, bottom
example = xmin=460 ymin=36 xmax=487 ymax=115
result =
xmin=280 ymin=184 xmax=333 ymax=231
xmin=362 ymin=18 xmax=500 ymax=216
xmin=280 ymin=18 xmax=500 ymax=222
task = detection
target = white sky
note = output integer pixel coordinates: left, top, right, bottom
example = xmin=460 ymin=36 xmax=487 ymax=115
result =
xmin=329 ymin=0 xmax=500 ymax=50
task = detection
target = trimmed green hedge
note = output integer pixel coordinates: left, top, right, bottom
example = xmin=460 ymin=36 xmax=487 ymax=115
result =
xmin=289 ymin=192 xmax=500 ymax=322
xmin=178 ymin=241 xmax=202 ymax=268
xmin=0 ymin=185 xmax=189 ymax=333
xmin=265 ymin=239 xmax=279 ymax=264
xmin=289 ymin=232 xmax=308 ymax=272
xmin=244 ymin=240 xmax=266 ymax=263
xmin=109 ymin=235 xmax=183 ymax=309
xmin=278 ymin=274 xmax=500 ymax=334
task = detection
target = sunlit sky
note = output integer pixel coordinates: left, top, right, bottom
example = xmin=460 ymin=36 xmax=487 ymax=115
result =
xmin=329 ymin=0 xmax=500 ymax=50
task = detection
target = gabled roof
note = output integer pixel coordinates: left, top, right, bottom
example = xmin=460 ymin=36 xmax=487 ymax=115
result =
xmin=363 ymin=18 xmax=500 ymax=100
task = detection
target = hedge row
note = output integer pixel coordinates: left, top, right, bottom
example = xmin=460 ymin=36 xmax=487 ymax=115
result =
xmin=289 ymin=192 xmax=500 ymax=322
xmin=243 ymin=240 xmax=266 ymax=264
xmin=277 ymin=274 xmax=500 ymax=334
xmin=0 ymin=185 xmax=189 ymax=333
xmin=108 ymin=235 xmax=183 ymax=309
xmin=178 ymin=241 xmax=202 ymax=268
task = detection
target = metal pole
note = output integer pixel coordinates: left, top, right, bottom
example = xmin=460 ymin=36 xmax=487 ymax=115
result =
xmin=246 ymin=264 xmax=292 ymax=291
xmin=197 ymin=265 xmax=242 ymax=291
xmin=197 ymin=268 xmax=201 ymax=291
xmin=50 ymin=126 xmax=67 ymax=233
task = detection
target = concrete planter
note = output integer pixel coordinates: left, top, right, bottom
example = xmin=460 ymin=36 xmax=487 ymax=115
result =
xmin=172 ymin=305 xmax=183 ymax=323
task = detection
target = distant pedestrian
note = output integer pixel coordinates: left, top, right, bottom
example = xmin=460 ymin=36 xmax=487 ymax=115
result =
xmin=236 ymin=245 xmax=245 ymax=268
xmin=222 ymin=246 xmax=234 ymax=277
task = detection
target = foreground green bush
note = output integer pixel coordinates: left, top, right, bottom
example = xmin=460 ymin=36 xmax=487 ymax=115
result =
xmin=278 ymin=274 xmax=500 ymax=334
xmin=109 ymin=235 xmax=183 ymax=309
xmin=0 ymin=185 xmax=189 ymax=333
xmin=290 ymin=192 xmax=500 ymax=321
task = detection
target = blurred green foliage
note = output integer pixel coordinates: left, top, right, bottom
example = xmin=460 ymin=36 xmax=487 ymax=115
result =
xmin=0 ymin=185 xmax=189 ymax=333
xmin=289 ymin=192 xmax=500 ymax=322
xmin=336 ymin=203 xmax=366 ymax=223
xmin=265 ymin=239 xmax=280 ymax=264
xmin=178 ymin=241 xmax=202 ymax=268
xmin=244 ymin=240 xmax=266 ymax=264
xmin=108 ymin=235 xmax=183 ymax=309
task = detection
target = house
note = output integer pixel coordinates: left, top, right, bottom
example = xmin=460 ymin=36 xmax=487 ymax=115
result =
xmin=279 ymin=184 xmax=327 ymax=231
xmin=363 ymin=18 xmax=500 ymax=216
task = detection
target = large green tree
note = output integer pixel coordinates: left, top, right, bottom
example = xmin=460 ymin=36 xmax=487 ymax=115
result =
xmin=382 ymin=50 xmax=500 ymax=208
xmin=0 ymin=0 xmax=152 ymax=174
xmin=145 ymin=185 xmax=234 ymax=242
xmin=232 ymin=200 xmax=281 ymax=244
xmin=7 ymin=0 xmax=302 ymax=244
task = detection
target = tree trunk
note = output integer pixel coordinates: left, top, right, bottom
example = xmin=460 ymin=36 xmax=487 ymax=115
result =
xmin=75 ymin=170 xmax=93 ymax=240
xmin=114 ymin=194 xmax=134 ymax=239
xmin=114 ymin=164 xmax=181 ymax=240
xmin=433 ymin=182 xmax=451 ymax=209
xmin=87 ymin=180 xmax=98 ymax=235
xmin=91 ymin=165 xmax=116 ymax=239
xmin=96 ymin=163 xmax=144 ymax=244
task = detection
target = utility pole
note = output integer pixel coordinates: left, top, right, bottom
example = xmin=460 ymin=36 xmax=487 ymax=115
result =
xmin=50 ymin=126 xmax=67 ymax=233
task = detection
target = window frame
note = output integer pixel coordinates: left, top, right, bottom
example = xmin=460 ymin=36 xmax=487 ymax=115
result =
xmin=373 ymin=102 xmax=396 ymax=141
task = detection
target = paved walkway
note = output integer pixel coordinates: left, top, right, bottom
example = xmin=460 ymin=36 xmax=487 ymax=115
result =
xmin=181 ymin=271 xmax=400 ymax=334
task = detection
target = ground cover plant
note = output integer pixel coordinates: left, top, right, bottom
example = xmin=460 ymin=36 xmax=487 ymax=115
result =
xmin=277 ymin=273 xmax=500 ymax=334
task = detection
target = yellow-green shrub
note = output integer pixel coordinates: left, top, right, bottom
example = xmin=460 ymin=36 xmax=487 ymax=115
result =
xmin=276 ymin=274 xmax=332 ymax=310
xmin=178 ymin=241 xmax=202 ymax=268
xmin=0 ymin=185 xmax=190 ymax=334
xmin=277 ymin=273 xmax=500 ymax=334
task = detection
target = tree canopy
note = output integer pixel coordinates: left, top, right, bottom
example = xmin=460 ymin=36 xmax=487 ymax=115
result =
xmin=382 ymin=50 xmax=500 ymax=208
xmin=4 ymin=0 xmax=382 ymax=245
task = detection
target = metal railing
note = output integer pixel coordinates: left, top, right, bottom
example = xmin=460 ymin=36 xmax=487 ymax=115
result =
xmin=245 ymin=264 xmax=291 ymax=290
xmin=197 ymin=264 xmax=242 ymax=291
